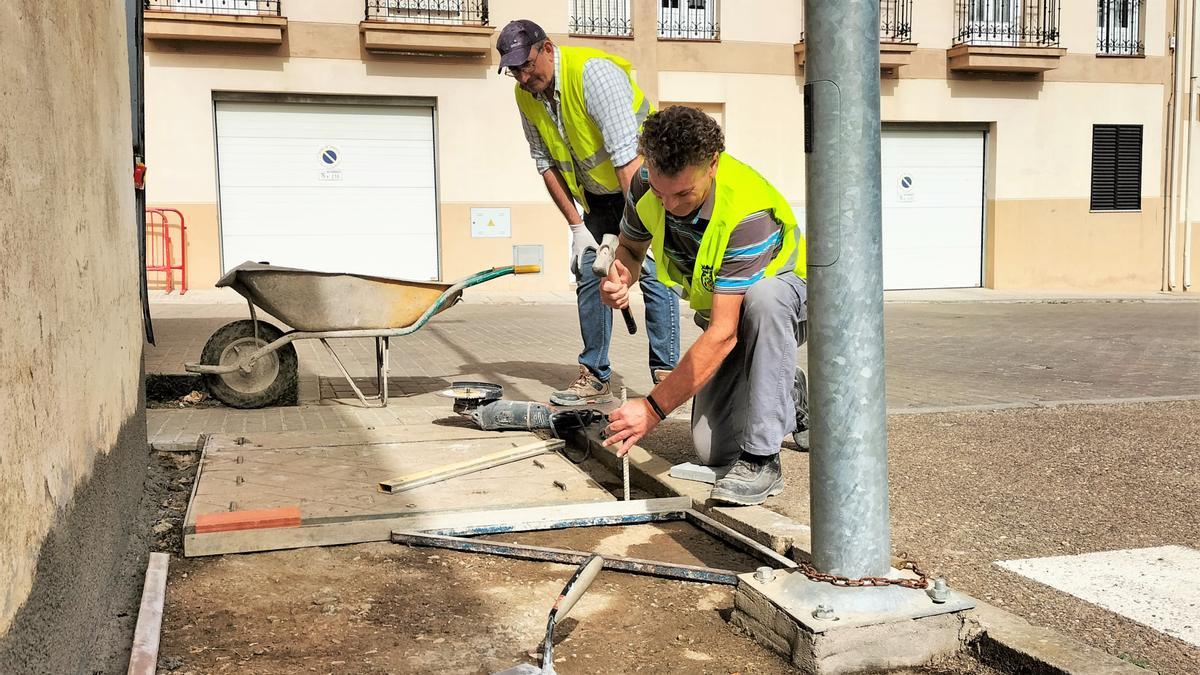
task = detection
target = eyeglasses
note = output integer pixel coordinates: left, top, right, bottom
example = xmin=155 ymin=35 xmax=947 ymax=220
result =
xmin=504 ymin=46 xmax=542 ymax=78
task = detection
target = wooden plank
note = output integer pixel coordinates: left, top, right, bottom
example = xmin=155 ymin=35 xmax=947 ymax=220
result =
xmin=378 ymin=439 xmax=563 ymax=493
xmin=392 ymin=531 xmax=738 ymax=585
xmin=194 ymin=505 xmax=302 ymax=534
xmin=127 ymin=552 xmax=169 ymax=675
xmin=183 ymin=497 xmax=691 ymax=557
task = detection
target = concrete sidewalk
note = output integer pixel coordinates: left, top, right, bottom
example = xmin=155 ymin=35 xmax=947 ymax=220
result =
xmin=142 ymin=295 xmax=1200 ymax=672
xmin=146 ymin=298 xmax=1200 ymax=406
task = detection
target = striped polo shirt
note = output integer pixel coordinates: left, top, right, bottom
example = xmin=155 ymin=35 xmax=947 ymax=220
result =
xmin=621 ymin=166 xmax=799 ymax=296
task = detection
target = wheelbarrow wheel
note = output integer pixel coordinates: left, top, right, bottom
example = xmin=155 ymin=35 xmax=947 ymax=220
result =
xmin=200 ymin=320 xmax=298 ymax=409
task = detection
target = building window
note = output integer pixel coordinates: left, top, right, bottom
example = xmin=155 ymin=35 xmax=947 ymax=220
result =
xmin=144 ymin=0 xmax=280 ymax=15
xmin=953 ymin=0 xmax=1060 ymax=47
xmin=364 ymin=0 xmax=489 ymax=26
xmin=1090 ymin=125 xmax=1142 ymax=211
xmin=569 ymin=0 xmax=632 ymax=37
xmin=1097 ymin=0 xmax=1144 ymax=55
xmin=658 ymin=0 xmax=718 ymax=40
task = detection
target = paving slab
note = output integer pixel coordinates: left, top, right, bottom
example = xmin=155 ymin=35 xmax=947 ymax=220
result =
xmin=998 ymin=546 xmax=1200 ymax=649
xmin=183 ymin=423 xmax=612 ymax=557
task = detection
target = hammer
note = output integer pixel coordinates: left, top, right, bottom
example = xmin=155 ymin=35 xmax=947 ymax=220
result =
xmin=592 ymin=233 xmax=638 ymax=335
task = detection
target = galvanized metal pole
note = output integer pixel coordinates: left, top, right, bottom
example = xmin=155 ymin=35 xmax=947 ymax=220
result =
xmin=803 ymin=0 xmax=890 ymax=578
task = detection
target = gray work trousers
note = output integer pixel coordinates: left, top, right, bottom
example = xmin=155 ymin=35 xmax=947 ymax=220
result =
xmin=691 ymin=274 xmax=808 ymax=467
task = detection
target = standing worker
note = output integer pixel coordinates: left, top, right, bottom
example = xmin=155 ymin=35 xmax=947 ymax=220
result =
xmin=497 ymin=19 xmax=680 ymax=405
xmin=601 ymin=106 xmax=809 ymax=506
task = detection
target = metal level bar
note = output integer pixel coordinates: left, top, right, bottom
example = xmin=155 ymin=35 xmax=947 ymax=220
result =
xmin=386 ymin=496 xmax=693 ymax=537
xmin=392 ymin=531 xmax=739 ymax=585
xmin=803 ymin=0 xmax=891 ymax=579
xmin=421 ymin=511 xmax=688 ymax=537
xmin=683 ymin=510 xmax=798 ymax=570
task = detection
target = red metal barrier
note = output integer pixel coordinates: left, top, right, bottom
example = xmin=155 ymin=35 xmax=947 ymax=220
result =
xmin=145 ymin=207 xmax=188 ymax=294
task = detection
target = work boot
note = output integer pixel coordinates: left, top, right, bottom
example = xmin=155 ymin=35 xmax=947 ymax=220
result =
xmin=709 ymin=453 xmax=784 ymax=506
xmin=652 ymin=369 xmax=672 ymax=385
xmin=550 ymin=366 xmax=612 ymax=406
xmin=792 ymin=367 xmax=810 ymax=451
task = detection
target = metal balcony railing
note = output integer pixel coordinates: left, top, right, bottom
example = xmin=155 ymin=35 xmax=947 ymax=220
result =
xmin=953 ymin=0 xmax=1061 ymax=47
xmin=1097 ymin=0 xmax=1144 ymax=55
xmin=569 ymin=0 xmax=633 ymax=37
xmin=658 ymin=0 xmax=719 ymax=40
xmin=365 ymin=0 xmax=489 ymax=26
xmin=881 ymin=0 xmax=914 ymax=42
xmin=144 ymin=0 xmax=281 ymax=15
xmin=798 ymin=0 xmax=912 ymax=44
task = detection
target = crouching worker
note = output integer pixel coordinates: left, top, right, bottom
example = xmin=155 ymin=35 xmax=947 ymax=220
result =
xmin=600 ymin=106 xmax=809 ymax=506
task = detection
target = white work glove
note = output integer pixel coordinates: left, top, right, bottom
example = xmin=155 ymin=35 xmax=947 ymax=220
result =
xmin=569 ymin=221 xmax=599 ymax=276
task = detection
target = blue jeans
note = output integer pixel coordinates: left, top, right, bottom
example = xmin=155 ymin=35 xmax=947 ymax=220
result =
xmin=575 ymin=247 xmax=680 ymax=382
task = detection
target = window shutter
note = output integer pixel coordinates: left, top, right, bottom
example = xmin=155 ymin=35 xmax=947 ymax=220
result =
xmin=1091 ymin=124 xmax=1142 ymax=211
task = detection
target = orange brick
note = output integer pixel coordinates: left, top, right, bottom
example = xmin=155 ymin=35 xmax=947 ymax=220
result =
xmin=194 ymin=506 xmax=302 ymax=534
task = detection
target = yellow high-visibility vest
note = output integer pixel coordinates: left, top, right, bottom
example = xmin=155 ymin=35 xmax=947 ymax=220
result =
xmin=515 ymin=45 xmax=652 ymax=211
xmin=636 ymin=153 xmax=806 ymax=312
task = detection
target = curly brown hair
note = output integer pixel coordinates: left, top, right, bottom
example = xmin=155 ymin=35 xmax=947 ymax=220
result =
xmin=638 ymin=106 xmax=724 ymax=176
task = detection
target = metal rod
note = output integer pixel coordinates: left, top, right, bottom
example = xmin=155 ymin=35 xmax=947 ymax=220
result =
xmin=803 ymin=0 xmax=891 ymax=579
xmin=620 ymin=386 xmax=630 ymax=501
xmin=683 ymin=510 xmax=798 ymax=570
xmin=392 ymin=531 xmax=739 ymax=585
xmin=319 ymin=338 xmax=379 ymax=408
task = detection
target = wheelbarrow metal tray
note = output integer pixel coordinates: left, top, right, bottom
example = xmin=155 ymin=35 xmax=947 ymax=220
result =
xmin=217 ymin=262 xmax=461 ymax=332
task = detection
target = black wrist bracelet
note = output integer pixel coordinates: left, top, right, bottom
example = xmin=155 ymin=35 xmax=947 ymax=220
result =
xmin=645 ymin=394 xmax=667 ymax=421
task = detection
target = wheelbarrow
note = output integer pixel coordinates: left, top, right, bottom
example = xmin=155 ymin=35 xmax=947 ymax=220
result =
xmin=185 ymin=261 xmax=539 ymax=409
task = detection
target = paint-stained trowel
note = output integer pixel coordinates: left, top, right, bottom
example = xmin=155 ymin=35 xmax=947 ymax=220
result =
xmin=493 ymin=554 xmax=605 ymax=675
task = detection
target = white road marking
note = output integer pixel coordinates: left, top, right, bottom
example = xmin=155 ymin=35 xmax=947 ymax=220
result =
xmin=997 ymin=546 xmax=1200 ymax=647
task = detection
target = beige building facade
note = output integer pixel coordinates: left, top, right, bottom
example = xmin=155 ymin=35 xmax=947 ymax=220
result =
xmin=143 ymin=0 xmax=1199 ymax=293
xmin=1 ymin=3 xmax=148 ymax=670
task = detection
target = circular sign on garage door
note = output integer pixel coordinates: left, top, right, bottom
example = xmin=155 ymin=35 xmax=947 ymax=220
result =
xmin=897 ymin=174 xmax=914 ymax=202
xmin=318 ymin=145 xmax=343 ymax=182
xmin=319 ymin=145 xmax=340 ymax=167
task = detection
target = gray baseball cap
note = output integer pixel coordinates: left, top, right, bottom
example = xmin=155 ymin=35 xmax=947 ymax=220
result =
xmin=496 ymin=19 xmax=547 ymax=74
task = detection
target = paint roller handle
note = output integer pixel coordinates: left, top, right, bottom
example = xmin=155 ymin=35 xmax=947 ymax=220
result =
xmin=541 ymin=554 xmax=604 ymax=672
xmin=555 ymin=554 xmax=604 ymax=619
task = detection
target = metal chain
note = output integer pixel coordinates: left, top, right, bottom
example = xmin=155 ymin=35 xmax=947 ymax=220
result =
xmin=794 ymin=558 xmax=931 ymax=590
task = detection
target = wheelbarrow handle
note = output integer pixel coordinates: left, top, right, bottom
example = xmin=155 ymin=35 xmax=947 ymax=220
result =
xmin=410 ymin=264 xmax=540 ymax=331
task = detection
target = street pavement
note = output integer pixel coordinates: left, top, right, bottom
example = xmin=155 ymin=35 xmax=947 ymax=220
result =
xmin=144 ymin=294 xmax=1200 ymax=672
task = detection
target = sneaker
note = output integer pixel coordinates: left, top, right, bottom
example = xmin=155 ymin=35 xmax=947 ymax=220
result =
xmin=709 ymin=454 xmax=784 ymax=506
xmin=791 ymin=429 xmax=810 ymax=451
xmin=550 ymin=366 xmax=612 ymax=406
xmin=651 ymin=369 xmax=672 ymax=385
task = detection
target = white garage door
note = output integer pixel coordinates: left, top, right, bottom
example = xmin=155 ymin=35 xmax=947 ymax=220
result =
xmin=881 ymin=128 xmax=984 ymax=290
xmin=215 ymin=100 xmax=439 ymax=280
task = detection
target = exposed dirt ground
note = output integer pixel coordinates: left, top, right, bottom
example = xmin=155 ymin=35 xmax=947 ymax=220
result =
xmin=151 ymin=458 xmax=995 ymax=675
xmin=158 ymin=531 xmax=796 ymax=674
xmin=648 ymin=400 xmax=1200 ymax=675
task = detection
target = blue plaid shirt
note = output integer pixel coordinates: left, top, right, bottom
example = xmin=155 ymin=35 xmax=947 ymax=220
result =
xmin=519 ymin=46 xmax=644 ymax=196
